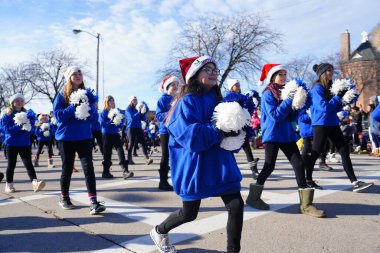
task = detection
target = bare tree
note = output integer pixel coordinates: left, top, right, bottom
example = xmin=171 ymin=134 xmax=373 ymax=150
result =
xmin=158 ymin=14 xmax=283 ymax=88
xmin=23 ymin=49 xmax=89 ymax=104
xmin=285 ymin=55 xmax=317 ymax=87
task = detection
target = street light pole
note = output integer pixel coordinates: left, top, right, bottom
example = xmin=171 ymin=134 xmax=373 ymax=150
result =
xmin=73 ymin=29 xmax=101 ymax=97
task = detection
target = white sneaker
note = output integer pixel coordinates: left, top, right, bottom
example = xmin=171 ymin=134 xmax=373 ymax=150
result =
xmin=329 ymin=153 xmax=341 ymax=163
xmin=5 ymin=182 xmax=16 ymax=193
xmin=32 ymin=179 xmax=46 ymax=192
xmin=150 ymin=227 xmax=177 ymax=253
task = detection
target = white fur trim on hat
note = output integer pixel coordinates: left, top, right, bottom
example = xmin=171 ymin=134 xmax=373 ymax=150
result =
xmin=64 ymin=66 xmax=81 ymax=81
xmin=9 ymin=93 xmax=25 ymax=105
xmin=227 ymin=79 xmax=239 ymax=90
xmin=266 ymin=65 xmax=286 ymax=85
xmin=128 ymin=96 xmax=137 ymax=105
xmin=185 ymin=55 xmax=216 ymax=84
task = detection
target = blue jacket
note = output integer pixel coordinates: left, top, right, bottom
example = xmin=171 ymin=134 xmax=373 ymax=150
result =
xmin=53 ymin=92 xmax=97 ymax=141
xmin=373 ymin=104 xmax=380 ymax=122
xmin=125 ymin=106 xmax=146 ymax=129
xmin=261 ymin=90 xmax=298 ymax=143
xmin=148 ymin=124 xmax=158 ymax=139
xmin=310 ymin=83 xmax=342 ymax=126
xmin=99 ymin=109 xmax=124 ymax=135
xmin=35 ymin=124 xmax=52 ymax=141
xmin=297 ymin=109 xmax=313 ymax=138
xmin=167 ymin=90 xmax=242 ymax=201
xmin=156 ymin=94 xmax=173 ymax=135
xmin=91 ymin=113 xmax=102 ymax=132
xmin=2 ymin=110 xmax=36 ymax=146
xmin=50 ymin=123 xmax=57 ymax=136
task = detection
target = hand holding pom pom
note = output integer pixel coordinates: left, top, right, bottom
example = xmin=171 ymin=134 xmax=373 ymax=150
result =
xmin=281 ymin=79 xmax=309 ymax=110
xmin=69 ymin=89 xmax=91 ymax=120
xmin=331 ymin=78 xmax=358 ymax=105
xmin=108 ymin=108 xmax=123 ymax=126
xmin=13 ymin=112 xmax=32 ymax=132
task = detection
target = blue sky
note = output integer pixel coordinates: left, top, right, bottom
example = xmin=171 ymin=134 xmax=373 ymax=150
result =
xmin=0 ymin=0 xmax=379 ymax=113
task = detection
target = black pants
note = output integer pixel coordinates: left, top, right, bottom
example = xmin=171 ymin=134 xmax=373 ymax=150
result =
xmin=160 ymin=134 xmax=169 ymax=171
xmin=157 ymin=192 xmax=244 ymax=253
xmin=128 ymin=128 xmax=148 ymax=157
xmin=92 ymin=130 xmax=104 ymax=155
xmin=301 ymin=137 xmax=328 ymax=179
xmin=57 ymin=140 xmax=97 ymax=196
xmin=36 ymin=140 xmax=53 ymax=158
xmin=257 ymin=142 xmax=307 ymax=188
xmin=6 ymin=146 xmax=37 ymax=183
xmin=103 ymin=133 xmax=126 ymax=166
xmin=307 ymin=126 xmax=357 ymax=182
xmin=242 ymin=139 xmax=254 ymax=162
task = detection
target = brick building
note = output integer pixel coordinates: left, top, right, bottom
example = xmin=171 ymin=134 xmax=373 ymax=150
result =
xmin=340 ymin=24 xmax=380 ymax=108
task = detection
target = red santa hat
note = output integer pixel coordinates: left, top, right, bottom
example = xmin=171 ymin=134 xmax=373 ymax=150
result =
xmin=159 ymin=75 xmax=180 ymax=93
xmin=179 ymin=55 xmax=216 ymax=84
xmin=258 ymin=64 xmax=286 ymax=86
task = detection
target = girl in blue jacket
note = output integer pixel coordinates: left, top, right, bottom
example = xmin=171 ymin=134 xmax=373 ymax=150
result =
xmin=245 ymin=64 xmax=325 ymax=218
xmin=53 ymin=66 xmax=105 ymax=215
xmin=306 ymin=63 xmax=373 ymax=192
xmin=99 ymin=95 xmax=133 ymax=179
xmin=125 ymin=96 xmax=153 ymax=165
xmin=2 ymin=93 xmax=45 ymax=193
xmin=225 ymin=78 xmax=259 ymax=179
xmin=34 ymin=114 xmax=55 ymax=168
xmin=150 ymin=55 xmax=244 ymax=253
xmin=155 ymin=75 xmax=179 ymax=191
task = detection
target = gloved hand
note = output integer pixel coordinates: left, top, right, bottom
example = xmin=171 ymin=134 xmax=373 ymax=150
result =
xmin=337 ymin=89 xmax=348 ymax=98
xmin=218 ymin=129 xmax=240 ymax=138
xmin=288 ymin=91 xmax=296 ymax=100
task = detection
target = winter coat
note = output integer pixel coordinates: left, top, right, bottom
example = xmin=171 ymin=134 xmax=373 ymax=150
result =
xmin=167 ymin=90 xmax=242 ymax=201
xmin=156 ymin=94 xmax=173 ymax=135
xmin=297 ymin=109 xmax=313 ymax=138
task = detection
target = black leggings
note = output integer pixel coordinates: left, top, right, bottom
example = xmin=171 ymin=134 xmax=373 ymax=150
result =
xmin=103 ymin=133 xmax=126 ymax=166
xmin=58 ymin=140 xmax=97 ymax=197
xmin=128 ymin=128 xmax=148 ymax=157
xmin=160 ymin=134 xmax=169 ymax=173
xmin=6 ymin=146 xmax=37 ymax=183
xmin=92 ymin=130 xmax=104 ymax=155
xmin=36 ymin=140 xmax=53 ymax=158
xmin=257 ymin=142 xmax=307 ymax=188
xmin=242 ymin=139 xmax=254 ymax=162
xmin=157 ymin=192 xmax=244 ymax=253
xmin=307 ymin=125 xmax=357 ymax=182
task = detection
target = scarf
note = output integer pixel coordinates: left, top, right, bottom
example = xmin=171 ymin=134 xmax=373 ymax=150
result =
xmin=263 ymin=83 xmax=284 ymax=104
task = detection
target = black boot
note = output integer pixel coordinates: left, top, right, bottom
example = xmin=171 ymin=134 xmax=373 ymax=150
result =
xmin=158 ymin=168 xmax=173 ymax=191
xmin=249 ymin=158 xmax=259 ymax=179
xmin=127 ymin=152 xmax=135 ymax=165
xmin=102 ymin=161 xmax=114 ymax=179
xmin=120 ymin=161 xmax=134 ymax=180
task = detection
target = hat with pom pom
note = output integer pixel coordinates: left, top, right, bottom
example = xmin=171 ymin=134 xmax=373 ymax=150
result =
xmin=258 ymin=64 xmax=286 ymax=86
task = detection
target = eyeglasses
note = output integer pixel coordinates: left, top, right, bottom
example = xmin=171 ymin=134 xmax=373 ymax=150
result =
xmin=202 ymin=67 xmax=220 ymax=75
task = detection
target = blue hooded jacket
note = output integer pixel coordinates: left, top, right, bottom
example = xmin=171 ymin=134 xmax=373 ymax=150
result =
xmin=53 ymin=92 xmax=97 ymax=141
xmin=167 ymin=90 xmax=242 ymax=201
xmin=260 ymin=90 xmax=298 ymax=143
xmin=310 ymin=83 xmax=342 ymax=126
xmin=297 ymin=108 xmax=313 ymax=138
xmin=2 ymin=110 xmax=36 ymax=146
xmin=125 ymin=105 xmax=146 ymax=129
xmin=156 ymin=94 xmax=173 ymax=135
xmin=99 ymin=108 xmax=125 ymax=135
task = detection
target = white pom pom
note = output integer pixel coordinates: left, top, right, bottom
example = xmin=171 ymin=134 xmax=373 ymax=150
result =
xmin=337 ymin=111 xmax=345 ymax=121
xmin=220 ymin=131 xmax=246 ymax=151
xmin=141 ymin=121 xmax=147 ymax=130
xmin=43 ymin=130 xmax=50 ymax=137
xmin=149 ymin=124 xmax=156 ymax=134
xmin=50 ymin=117 xmax=57 ymax=125
xmin=342 ymin=89 xmax=358 ymax=105
xmin=13 ymin=112 xmax=32 ymax=131
xmin=252 ymin=97 xmax=259 ymax=107
xmin=23 ymin=122 xmax=32 ymax=132
xmin=41 ymin=123 xmax=50 ymax=131
xmin=292 ymin=86 xmax=308 ymax=110
xmin=281 ymin=80 xmax=298 ymax=101
xmin=69 ymin=89 xmax=88 ymax=105
xmin=75 ymin=103 xmax=91 ymax=120
xmin=136 ymin=103 xmax=147 ymax=114
xmin=108 ymin=108 xmax=123 ymax=126
xmin=213 ymin=102 xmax=251 ymax=132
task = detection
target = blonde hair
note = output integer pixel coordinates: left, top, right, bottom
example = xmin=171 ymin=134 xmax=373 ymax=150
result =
xmin=62 ymin=78 xmax=85 ymax=106
xmin=103 ymin=95 xmax=114 ymax=110
xmin=6 ymin=101 xmax=26 ymax=116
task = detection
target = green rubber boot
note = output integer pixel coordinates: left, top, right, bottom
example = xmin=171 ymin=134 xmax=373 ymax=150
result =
xmin=246 ymin=184 xmax=270 ymax=210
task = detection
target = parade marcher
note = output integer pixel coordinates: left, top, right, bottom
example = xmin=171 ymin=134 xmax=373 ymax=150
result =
xmin=2 ymin=93 xmax=46 ymax=193
xmin=305 ymin=63 xmax=374 ymax=192
xmin=99 ymin=95 xmax=134 ymax=179
xmin=147 ymin=120 xmax=159 ymax=155
xmin=34 ymin=113 xmax=55 ymax=168
xmin=91 ymin=103 xmax=104 ymax=156
xmin=367 ymin=99 xmax=380 ymax=157
xmin=225 ymin=78 xmax=259 ymax=179
xmin=155 ymin=75 xmax=180 ymax=191
xmin=245 ymin=64 xmax=325 ymax=218
xmin=125 ymin=96 xmax=153 ymax=165
xmin=150 ymin=55 xmax=244 ymax=253
xmin=373 ymin=103 xmax=380 ymax=122
xmin=53 ymin=66 xmax=105 ymax=214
